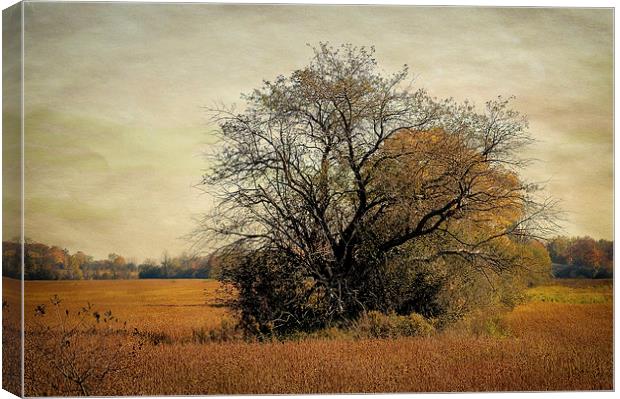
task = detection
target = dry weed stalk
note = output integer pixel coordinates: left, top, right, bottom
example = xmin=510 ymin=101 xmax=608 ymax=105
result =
xmin=25 ymin=295 xmax=142 ymax=396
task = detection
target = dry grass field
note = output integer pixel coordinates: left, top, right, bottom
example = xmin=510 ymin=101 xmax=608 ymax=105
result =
xmin=22 ymin=279 xmax=228 ymax=340
xmin=2 ymin=278 xmax=21 ymax=396
xmin=2 ymin=277 xmax=612 ymax=395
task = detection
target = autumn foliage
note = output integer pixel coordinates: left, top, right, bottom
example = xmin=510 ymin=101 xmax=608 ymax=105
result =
xmin=547 ymin=236 xmax=613 ymax=278
xmin=202 ymin=44 xmax=556 ymax=336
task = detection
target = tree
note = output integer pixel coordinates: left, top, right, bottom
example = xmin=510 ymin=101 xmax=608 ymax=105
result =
xmin=107 ymin=253 xmax=126 ymax=267
xmin=48 ymin=246 xmax=67 ymax=268
xmin=24 ymin=242 xmax=58 ymax=280
xmin=199 ymin=43 xmax=556 ymax=335
xmin=547 ymin=236 xmax=571 ymax=265
xmin=597 ymin=239 xmax=613 ymax=276
xmin=160 ymin=251 xmax=172 ymax=278
xmin=547 ymin=236 xmax=613 ymax=278
xmin=2 ymin=240 xmax=22 ymax=279
xmin=67 ymin=254 xmax=84 ymax=280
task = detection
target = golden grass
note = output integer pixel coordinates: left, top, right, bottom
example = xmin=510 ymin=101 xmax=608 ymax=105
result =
xmin=2 ymin=277 xmax=22 ymax=396
xmin=3 ymin=276 xmax=21 ymax=311
xmin=10 ymin=277 xmax=613 ymax=395
xmin=526 ymin=278 xmax=613 ymax=304
xmin=543 ymin=278 xmax=613 ymax=289
xmin=127 ymin=320 xmax=611 ymax=395
xmin=23 ymin=279 xmax=228 ymax=340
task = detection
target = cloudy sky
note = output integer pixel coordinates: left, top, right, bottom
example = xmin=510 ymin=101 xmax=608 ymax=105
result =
xmin=4 ymin=4 xmax=613 ymax=260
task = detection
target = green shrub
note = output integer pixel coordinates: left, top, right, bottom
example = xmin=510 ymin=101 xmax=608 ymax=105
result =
xmin=358 ymin=311 xmax=395 ymax=338
xmin=483 ymin=316 xmax=511 ymax=338
xmin=354 ymin=311 xmax=434 ymax=339
xmin=450 ymin=307 xmax=511 ymax=338
xmin=396 ymin=313 xmax=435 ymax=337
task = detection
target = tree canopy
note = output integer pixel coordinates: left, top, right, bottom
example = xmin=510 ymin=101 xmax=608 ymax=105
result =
xmin=199 ymin=43 xmax=556 ymax=336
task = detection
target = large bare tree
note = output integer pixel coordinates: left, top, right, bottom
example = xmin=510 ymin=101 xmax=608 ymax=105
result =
xmin=198 ymin=43 xmax=556 ymax=335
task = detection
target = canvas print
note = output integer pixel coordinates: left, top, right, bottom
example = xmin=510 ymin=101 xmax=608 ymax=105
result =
xmin=2 ymin=2 xmax=613 ymax=396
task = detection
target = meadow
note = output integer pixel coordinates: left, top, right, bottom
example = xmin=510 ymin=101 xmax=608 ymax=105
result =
xmin=2 ymin=277 xmax=613 ymax=395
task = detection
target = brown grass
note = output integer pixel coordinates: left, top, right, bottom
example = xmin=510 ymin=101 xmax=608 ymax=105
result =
xmin=2 ymin=277 xmax=22 ymax=396
xmin=12 ymin=277 xmax=613 ymax=395
xmin=540 ymin=278 xmax=613 ymax=289
xmin=23 ymin=279 xmax=228 ymax=340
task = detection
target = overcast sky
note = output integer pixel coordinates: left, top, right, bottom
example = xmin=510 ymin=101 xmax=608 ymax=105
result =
xmin=5 ymin=4 xmax=613 ymax=260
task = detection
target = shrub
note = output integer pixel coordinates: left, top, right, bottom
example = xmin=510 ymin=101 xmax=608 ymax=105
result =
xmin=191 ymin=327 xmax=210 ymax=344
xmin=132 ymin=329 xmax=172 ymax=345
xmin=207 ymin=316 xmax=240 ymax=342
xmin=354 ymin=311 xmax=434 ymax=339
xmin=449 ymin=307 xmax=512 ymax=338
xmin=356 ymin=311 xmax=397 ymax=339
xmin=191 ymin=317 xmax=242 ymax=343
xmin=396 ymin=313 xmax=435 ymax=337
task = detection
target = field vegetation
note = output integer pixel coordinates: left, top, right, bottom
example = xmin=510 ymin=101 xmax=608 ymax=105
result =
xmin=2 ymin=278 xmax=21 ymax=396
xmin=2 ymin=276 xmax=611 ymax=395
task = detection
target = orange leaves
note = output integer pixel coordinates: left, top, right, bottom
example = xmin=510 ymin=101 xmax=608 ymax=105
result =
xmin=374 ymin=128 xmax=525 ymax=236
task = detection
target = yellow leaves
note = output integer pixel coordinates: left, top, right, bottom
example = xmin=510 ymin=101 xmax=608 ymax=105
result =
xmin=375 ymin=128 xmax=526 ymax=234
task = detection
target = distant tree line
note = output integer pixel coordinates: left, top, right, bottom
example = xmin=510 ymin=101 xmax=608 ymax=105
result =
xmin=547 ymin=236 xmax=613 ymax=279
xmin=1 ymin=240 xmax=219 ymax=280
xmin=3 ymin=236 xmax=610 ymax=282
xmin=136 ymin=251 xmax=221 ymax=279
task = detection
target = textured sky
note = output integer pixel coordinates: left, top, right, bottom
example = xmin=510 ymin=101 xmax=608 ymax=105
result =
xmin=8 ymin=4 xmax=613 ymax=260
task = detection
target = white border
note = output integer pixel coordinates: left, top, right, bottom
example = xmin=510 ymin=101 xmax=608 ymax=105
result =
xmin=0 ymin=1 xmax=616 ymax=399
